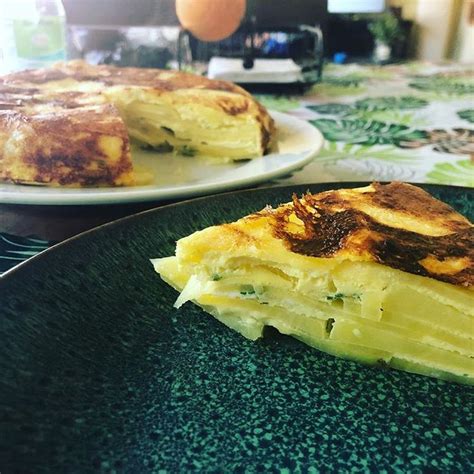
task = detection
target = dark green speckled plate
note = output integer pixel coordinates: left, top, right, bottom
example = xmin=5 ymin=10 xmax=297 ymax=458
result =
xmin=1 ymin=183 xmax=473 ymax=473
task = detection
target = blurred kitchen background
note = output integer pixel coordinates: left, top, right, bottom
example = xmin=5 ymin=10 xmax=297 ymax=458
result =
xmin=0 ymin=0 xmax=472 ymax=82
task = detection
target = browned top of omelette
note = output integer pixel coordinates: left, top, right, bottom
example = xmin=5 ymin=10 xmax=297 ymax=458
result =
xmin=263 ymin=182 xmax=473 ymax=287
xmin=0 ymin=60 xmax=271 ymax=120
xmin=1 ymin=60 xmax=249 ymax=94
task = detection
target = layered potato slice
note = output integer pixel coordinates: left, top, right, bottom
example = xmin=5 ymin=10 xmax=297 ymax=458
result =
xmin=153 ymin=183 xmax=474 ymax=384
xmin=104 ymin=85 xmax=272 ymax=160
xmin=0 ymin=61 xmax=274 ymax=186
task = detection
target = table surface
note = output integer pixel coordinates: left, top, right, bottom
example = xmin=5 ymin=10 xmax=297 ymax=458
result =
xmin=1 ymin=61 xmax=473 ymax=272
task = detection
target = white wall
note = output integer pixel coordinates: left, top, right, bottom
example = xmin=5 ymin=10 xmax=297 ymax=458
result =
xmin=453 ymin=0 xmax=474 ymax=62
xmin=415 ymin=0 xmax=457 ymax=60
xmin=389 ymin=0 xmax=472 ymax=61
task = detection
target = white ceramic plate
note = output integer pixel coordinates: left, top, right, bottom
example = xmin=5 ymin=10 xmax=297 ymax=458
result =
xmin=0 ymin=111 xmax=323 ymax=205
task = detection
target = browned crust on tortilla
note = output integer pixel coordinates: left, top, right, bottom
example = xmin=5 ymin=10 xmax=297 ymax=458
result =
xmin=2 ymin=60 xmax=246 ymax=93
xmin=267 ymin=182 xmax=473 ymax=288
xmin=0 ymin=104 xmax=133 ymax=187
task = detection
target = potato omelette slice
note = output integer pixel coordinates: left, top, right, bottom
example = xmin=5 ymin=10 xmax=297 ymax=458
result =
xmin=153 ymin=182 xmax=474 ymax=384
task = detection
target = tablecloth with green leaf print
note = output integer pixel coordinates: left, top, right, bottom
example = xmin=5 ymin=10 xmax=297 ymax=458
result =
xmin=257 ymin=62 xmax=474 ymax=188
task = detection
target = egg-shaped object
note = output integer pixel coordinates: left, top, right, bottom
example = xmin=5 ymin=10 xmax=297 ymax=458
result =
xmin=176 ymin=0 xmax=246 ymax=42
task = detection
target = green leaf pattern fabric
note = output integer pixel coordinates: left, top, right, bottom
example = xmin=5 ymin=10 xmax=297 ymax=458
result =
xmin=354 ymin=96 xmax=428 ymax=111
xmin=457 ymin=109 xmax=474 ymax=124
xmin=409 ymin=74 xmax=474 ymax=96
xmin=254 ymin=95 xmax=301 ymax=113
xmin=0 ymin=233 xmax=51 ymax=274
xmin=273 ymin=63 xmax=473 ymax=188
xmin=427 ymin=161 xmax=474 ymax=187
xmin=311 ymin=118 xmax=429 ymax=147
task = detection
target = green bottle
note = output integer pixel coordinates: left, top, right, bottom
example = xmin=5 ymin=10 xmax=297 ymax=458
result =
xmin=0 ymin=0 xmax=67 ymax=73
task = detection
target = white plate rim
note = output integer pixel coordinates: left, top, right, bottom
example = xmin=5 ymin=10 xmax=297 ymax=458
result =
xmin=0 ymin=110 xmax=324 ymax=206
